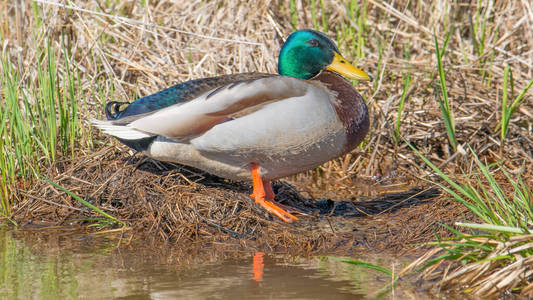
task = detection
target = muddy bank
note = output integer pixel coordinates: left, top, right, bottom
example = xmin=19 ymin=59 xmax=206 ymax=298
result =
xmin=11 ymin=145 xmax=468 ymax=257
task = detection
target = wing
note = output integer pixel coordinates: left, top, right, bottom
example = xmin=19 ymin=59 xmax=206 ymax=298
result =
xmin=107 ymin=72 xmax=272 ymax=120
xmin=93 ymin=75 xmax=313 ymax=140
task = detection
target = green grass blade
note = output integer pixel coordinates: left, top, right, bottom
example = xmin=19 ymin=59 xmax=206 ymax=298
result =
xmin=455 ymin=222 xmax=525 ymax=234
xmin=39 ymin=174 xmax=124 ymax=226
xmin=329 ymin=257 xmax=395 ymax=277
xmin=289 ymin=0 xmax=298 ymax=30
xmin=508 ymin=78 xmax=533 ymax=116
xmin=434 ymin=33 xmax=457 ymax=151
xmin=500 ymin=65 xmax=510 ymax=143
xmin=394 ymin=70 xmax=412 ymax=144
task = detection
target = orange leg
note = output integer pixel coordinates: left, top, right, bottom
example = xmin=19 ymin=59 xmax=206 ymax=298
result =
xmin=250 ymin=163 xmax=298 ymax=223
xmin=263 ymin=179 xmax=275 ymax=201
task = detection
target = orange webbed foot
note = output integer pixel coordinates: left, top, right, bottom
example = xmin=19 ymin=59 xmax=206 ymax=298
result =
xmin=250 ymin=163 xmax=298 ymax=223
xmin=263 ymin=179 xmax=306 ymax=215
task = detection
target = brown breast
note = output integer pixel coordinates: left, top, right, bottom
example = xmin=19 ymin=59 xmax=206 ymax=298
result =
xmin=313 ymin=71 xmax=370 ymax=153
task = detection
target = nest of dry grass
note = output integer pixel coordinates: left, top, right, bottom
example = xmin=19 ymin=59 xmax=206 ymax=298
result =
xmin=13 ymin=144 xmax=444 ymax=255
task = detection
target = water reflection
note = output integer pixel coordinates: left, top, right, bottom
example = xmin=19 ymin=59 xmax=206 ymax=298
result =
xmin=252 ymin=251 xmax=265 ymax=282
xmin=0 ymin=227 xmax=415 ymax=299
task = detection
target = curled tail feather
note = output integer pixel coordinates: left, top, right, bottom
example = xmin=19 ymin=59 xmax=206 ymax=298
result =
xmin=105 ymin=101 xmax=130 ymax=120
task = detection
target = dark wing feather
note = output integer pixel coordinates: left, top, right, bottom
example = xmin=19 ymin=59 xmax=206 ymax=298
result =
xmin=107 ymin=72 xmax=272 ymax=120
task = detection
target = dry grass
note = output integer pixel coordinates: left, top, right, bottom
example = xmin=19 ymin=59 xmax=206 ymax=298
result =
xmin=1 ymin=0 xmax=533 ymax=296
xmin=3 ymin=0 xmax=531 ymax=177
xmin=401 ymin=233 xmax=533 ymax=297
xmin=14 ymin=144 xmax=444 ymax=256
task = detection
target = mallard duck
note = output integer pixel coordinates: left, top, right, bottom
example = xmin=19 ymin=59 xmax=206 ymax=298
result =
xmin=93 ymin=29 xmax=371 ymax=223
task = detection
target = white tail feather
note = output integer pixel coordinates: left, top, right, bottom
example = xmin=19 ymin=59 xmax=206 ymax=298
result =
xmin=91 ymin=119 xmax=154 ymax=140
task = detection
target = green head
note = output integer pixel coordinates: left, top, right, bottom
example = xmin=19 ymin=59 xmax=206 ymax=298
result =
xmin=278 ymin=29 xmax=371 ymax=81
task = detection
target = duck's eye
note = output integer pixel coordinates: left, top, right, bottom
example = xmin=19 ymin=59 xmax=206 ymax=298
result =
xmin=307 ymin=39 xmax=319 ymax=47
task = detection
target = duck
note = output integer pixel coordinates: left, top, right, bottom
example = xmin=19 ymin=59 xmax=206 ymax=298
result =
xmin=93 ymin=29 xmax=371 ymax=223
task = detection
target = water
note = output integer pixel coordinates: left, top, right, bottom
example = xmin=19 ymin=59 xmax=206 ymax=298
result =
xmin=0 ymin=227 xmax=430 ymax=299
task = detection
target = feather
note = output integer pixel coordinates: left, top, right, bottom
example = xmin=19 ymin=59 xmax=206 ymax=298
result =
xmin=126 ymin=76 xmax=310 ymax=138
xmin=91 ymin=119 xmax=153 ymax=140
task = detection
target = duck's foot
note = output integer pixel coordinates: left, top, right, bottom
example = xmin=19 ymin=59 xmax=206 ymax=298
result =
xmin=263 ymin=180 xmax=307 ymax=214
xmin=250 ymin=163 xmax=298 ymax=223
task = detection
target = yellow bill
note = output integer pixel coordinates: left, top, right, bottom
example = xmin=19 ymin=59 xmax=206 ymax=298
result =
xmin=326 ymin=52 xmax=372 ymax=81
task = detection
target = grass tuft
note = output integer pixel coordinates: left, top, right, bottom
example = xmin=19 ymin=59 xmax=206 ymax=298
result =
xmin=405 ymin=144 xmax=533 ymax=296
xmin=0 ymin=12 xmax=91 ymax=218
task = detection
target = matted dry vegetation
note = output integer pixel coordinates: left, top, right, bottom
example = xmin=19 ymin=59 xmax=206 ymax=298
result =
xmin=1 ymin=0 xmax=532 ymax=297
